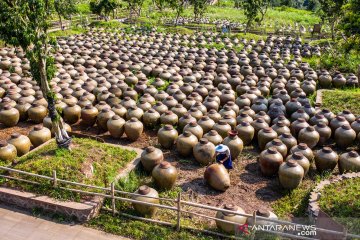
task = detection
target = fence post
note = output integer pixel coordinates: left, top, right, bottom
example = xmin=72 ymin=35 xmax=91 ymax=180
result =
xmin=111 ymin=182 xmax=115 ymax=216
xmin=176 ymin=192 xmax=181 ymax=231
xmin=52 ymin=170 xmax=57 ymax=187
xmin=252 ymin=211 xmax=257 ymax=226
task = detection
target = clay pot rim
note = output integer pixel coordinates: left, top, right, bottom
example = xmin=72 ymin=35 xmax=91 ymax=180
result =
xmin=138 ymin=185 xmax=151 ymax=195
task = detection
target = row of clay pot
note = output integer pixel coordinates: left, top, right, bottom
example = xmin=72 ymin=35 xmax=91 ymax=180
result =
xmin=131 ymin=183 xmax=278 ymax=234
xmin=259 ymin=145 xmax=360 ymax=189
xmin=0 ymin=126 xmax=51 ymax=163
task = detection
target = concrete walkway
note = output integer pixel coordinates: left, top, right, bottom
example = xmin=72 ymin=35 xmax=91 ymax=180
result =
xmin=0 ymin=204 xmax=127 ymax=240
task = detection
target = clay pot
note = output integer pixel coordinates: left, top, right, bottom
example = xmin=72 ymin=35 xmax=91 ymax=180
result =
xmin=298 ymin=126 xmax=319 ymax=149
xmin=183 ymin=121 xmax=204 ymax=140
xmin=0 ymin=105 xmax=19 ymax=127
xmin=223 ymin=130 xmax=243 ymax=160
xmin=152 ymin=161 xmax=178 ymax=190
xmin=178 ymin=113 xmax=196 ymax=131
xmin=290 ymin=118 xmax=309 ymax=138
xmin=15 ymin=101 xmax=31 ymax=121
xmin=215 ymin=204 xmax=247 ymax=234
xmin=0 ymin=141 xmax=17 ymax=163
xmin=278 ymin=160 xmax=304 ymax=189
xmin=28 ymin=104 xmax=47 ymax=124
xmin=235 ymin=121 xmax=254 ymax=145
xmin=132 ymin=185 xmax=159 ymax=217
xmin=141 ymin=146 xmax=163 ymax=172
xmin=8 ymin=133 xmax=31 ymax=156
xmin=334 ymin=125 xmax=356 ymax=149
xmin=278 ymin=133 xmax=297 ymax=153
xmin=259 ymin=147 xmax=283 ymax=176
xmin=204 ymin=163 xmax=231 ymax=191
xmin=258 ymin=127 xmax=278 ymax=150
xmin=330 ymin=116 xmax=349 ymax=132
xmin=124 ymin=117 xmax=143 ymax=141
xmin=97 ymin=108 xmax=115 ymax=131
xmin=176 ymin=131 xmax=198 ymax=157
xmin=286 ymin=152 xmax=310 ymax=175
xmin=28 ymin=126 xmax=51 ymax=147
xmin=112 ymin=104 xmax=127 ymax=118
xmin=203 ymin=130 xmax=223 ymax=146
xmin=290 ymin=143 xmax=314 ymax=161
xmin=247 ymin=209 xmax=278 ymax=227
xmin=213 ymin=120 xmax=232 ymax=138
xmin=251 ymin=118 xmax=269 ymax=139
xmin=81 ymin=105 xmax=99 ymax=127
xmin=107 ymin=115 xmax=126 ymax=138
xmin=158 ymin=125 xmax=178 ymax=149
xmin=198 ymin=116 xmax=215 ymax=133
xmin=160 ymin=111 xmax=178 ymax=126
xmin=193 ymin=138 xmax=215 ymax=165
xmin=339 ymin=151 xmax=360 ymax=174
xmin=143 ymin=109 xmax=160 ymax=128
xmin=265 ymin=139 xmax=287 ymax=158
xmin=314 ymin=123 xmax=331 ymax=146
xmin=315 ymin=147 xmax=338 ymax=172
xmin=63 ymin=103 xmax=81 ymax=124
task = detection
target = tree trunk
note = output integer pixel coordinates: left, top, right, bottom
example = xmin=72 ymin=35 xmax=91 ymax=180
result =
xmin=38 ymin=58 xmax=71 ymax=149
xmin=331 ymin=20 xmax=335 ymax=41
xmin=58 ymin=13 xmax=63 ymax=31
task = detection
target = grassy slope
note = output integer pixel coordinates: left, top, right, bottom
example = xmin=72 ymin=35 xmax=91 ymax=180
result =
xmin=4 ymin=138 xmax=137 ymax=200
xmin=321 ymin=88 xmax=360 ymax=115
xmin=319 ymin=178 xmax=360 ymax=234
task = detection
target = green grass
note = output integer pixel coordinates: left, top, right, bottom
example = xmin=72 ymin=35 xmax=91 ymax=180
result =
xmin=321 ymin=88 xmax=360 ymax=115
xmin=157 ymin=26 xmax=195 ymax=35
xmin=87 ymin=212 xmax=217 ymax=240
xmin=49 ymin=27 xmax=87 ymax=38
xmin=89 ymin=20 xmax=127 ymax=29
xmin=2 ymin=138 xmax=137 ymax=201
xmin=319 ymin=178 xmax=360 ymax=234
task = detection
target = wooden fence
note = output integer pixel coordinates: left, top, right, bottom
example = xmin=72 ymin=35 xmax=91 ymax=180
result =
xmin=0 ymin=165 xmax=359 ymax=240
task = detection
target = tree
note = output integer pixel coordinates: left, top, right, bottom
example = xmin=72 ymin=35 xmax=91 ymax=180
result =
xmin=191 ymin=0 xmax=209 ymax=21
xmin=169 ymin=0 xmax=187 ymax=26
xmin=318 ymin=0 xmax=347 ymax=40
xmin=339 ymin=0 xmax=360 ymax=52
xmin=54 ymin=0 xmax=78 ymax=30
xmin=241 ymin=0 xmax=270 ymax=31
xmin=90 ymin=0 xmax=103 ymax=17
xmin=152 ymin=0 xmax=167 ymax=11
xmin=0 ymin=0 xmax=71 ymax=149
xmin=90 ymin=0 xmax=119 ymax=19
xmin=101 ymin=0 xmax=119 ymax=19
xmin=123 ymin=0 xmax=145 ymax=18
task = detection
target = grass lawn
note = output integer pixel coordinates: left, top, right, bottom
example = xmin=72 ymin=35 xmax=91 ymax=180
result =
xmin=2 ymin=137 xmax=137 ymax=201
xmin=319 ymin=178 xmax=360 ymax=234
xmin=87 ymin=212 xmax=217 ymax=240
xmin=49 ymin=27 xmax=87 ymax=38
xmin=321 ymin=88 xmax=360 ymax=115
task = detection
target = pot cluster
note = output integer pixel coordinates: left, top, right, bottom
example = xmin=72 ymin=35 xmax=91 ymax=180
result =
xmin=1 ymin=29 xmax=360 ymax=190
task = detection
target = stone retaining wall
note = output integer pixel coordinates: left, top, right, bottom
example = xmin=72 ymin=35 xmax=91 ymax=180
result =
xmin=0 ymin=187 xmax=103 ymax=222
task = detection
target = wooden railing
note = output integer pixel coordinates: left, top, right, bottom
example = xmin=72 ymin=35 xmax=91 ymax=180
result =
xmin=0 ymin=165 xmax=359 ymax=240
